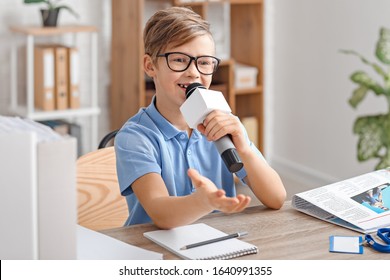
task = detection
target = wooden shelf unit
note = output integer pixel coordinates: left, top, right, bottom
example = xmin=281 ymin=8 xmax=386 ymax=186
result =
xmin=111 ymin=0 xmax=263 ymax=150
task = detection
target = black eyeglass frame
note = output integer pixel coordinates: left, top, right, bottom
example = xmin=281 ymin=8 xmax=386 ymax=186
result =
xmin=157 ymin=52 xmax=221 ymax=75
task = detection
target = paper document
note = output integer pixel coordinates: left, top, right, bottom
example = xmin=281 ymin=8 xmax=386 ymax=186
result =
xmin=77 ymin=225 xmax=163 ymax=260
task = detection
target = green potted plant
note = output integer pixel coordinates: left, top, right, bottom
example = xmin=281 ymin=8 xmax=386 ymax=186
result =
xmin=24 ymin=0 xmax=79 ymax=27
xmin=341 ymin=27 xmax=390 ymax=170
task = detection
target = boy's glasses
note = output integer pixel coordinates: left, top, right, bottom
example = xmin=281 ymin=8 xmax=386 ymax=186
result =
xmin=157 ymin=52 xmax=221 ymax=75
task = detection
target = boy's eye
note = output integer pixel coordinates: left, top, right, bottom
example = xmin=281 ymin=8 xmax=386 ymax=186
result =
xmin=198 ymin=60 xmax=211 ymax=66
xmin=172 ymin=57 xmax=188 ymax=63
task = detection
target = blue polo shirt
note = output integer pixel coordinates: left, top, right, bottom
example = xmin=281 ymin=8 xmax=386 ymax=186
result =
xmin=115 ymin=98 xmax=263 ymax=225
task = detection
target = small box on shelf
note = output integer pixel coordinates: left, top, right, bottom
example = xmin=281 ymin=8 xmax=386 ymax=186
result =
xmin=234 ymin=63 xmax=258 ymax=90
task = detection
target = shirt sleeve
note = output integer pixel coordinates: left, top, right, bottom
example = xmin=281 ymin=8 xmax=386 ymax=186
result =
xmin=115 ymin=125 xmax=161 ymax=196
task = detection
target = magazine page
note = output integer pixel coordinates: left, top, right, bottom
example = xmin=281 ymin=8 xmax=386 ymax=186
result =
xmin=292 ymin=196 xmax=366 ymax=232
xmin=293 ymin=169 xmax=390 ymax=233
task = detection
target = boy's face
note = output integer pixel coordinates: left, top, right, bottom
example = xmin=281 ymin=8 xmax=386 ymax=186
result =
xmin=144 ymin=34 xmax=216 ymax=112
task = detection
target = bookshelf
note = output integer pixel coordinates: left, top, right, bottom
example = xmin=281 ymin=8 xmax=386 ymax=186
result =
xmin=111 ymin=0 xmax=264 ymax=151
xmin=9 ymin=25 xmax=100 ymax=151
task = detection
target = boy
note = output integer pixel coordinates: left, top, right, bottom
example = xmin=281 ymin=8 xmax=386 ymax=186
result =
xmin=115 ymin=6 xmax=286 ymax=229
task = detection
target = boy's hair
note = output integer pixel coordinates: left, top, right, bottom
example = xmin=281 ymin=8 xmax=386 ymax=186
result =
xmin=144 ymin=6 xmax=213 ymax=63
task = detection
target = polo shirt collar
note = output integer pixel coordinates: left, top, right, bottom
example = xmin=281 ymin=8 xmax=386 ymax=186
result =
xmin=145 ymin=96 xmax=201 ymax=140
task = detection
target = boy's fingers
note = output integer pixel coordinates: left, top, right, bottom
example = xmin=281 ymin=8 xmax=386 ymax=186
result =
xmin=235 ymin=196 xmax=251 ymax=212
xmin=226 ymin=195 xmax=250 ymax=213
xmin=187 ymin=168 xmax=203 ymax=186
xmin=216 ymin=189 xmax=225 ymax=197
xmin=188 ymin=168 xmax=250 ymax=213
xmin=197 ymin=124 xmax=205 ymax=134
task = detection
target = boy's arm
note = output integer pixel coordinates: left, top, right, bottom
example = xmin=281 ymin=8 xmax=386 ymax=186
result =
xmin=132 ymin=169 xmax=251 ymax=229
xmin=239 ymin=148 xmax=286 ymax=209
xmin=199 ymin=110 xmax=286 ymax=209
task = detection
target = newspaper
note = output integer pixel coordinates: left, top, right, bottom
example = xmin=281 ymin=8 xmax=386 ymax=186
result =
xmin=292 ymin=168 xmax=390 ymax=233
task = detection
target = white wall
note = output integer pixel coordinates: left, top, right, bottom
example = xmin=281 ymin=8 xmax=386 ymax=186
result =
xmin=265 ymin=0 xmax=390 ymax=190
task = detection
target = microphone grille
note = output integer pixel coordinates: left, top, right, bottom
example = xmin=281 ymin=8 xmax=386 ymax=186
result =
xmin=185 ymin=83 xmax=206 ymax=99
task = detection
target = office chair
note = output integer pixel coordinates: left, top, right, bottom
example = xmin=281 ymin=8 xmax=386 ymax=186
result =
xmin=76 ymin=146 xmax=128 ymax=231
xmin=98 ymin=129 xmax=119 ymax=149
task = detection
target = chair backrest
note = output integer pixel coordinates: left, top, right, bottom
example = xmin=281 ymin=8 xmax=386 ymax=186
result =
xmin=98 ymin=129 xmax=119 ymax=149
xmin=76 ymin=146 xmax=128 ymax=231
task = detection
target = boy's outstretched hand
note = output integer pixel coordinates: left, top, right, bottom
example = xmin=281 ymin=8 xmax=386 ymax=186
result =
xmin=187 ymin=168 xmax=251 ymax=214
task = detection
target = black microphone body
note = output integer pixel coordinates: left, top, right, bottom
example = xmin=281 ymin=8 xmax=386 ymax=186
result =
xmin=180 ymin=83 xmax=243 ymax=173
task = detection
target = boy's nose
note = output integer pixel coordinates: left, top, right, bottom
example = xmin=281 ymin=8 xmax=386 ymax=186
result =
xmin=186 ymin=60 xmax=200 ymax=76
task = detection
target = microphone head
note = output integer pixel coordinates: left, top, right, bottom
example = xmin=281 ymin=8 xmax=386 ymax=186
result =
xmin=185 ymin=83 xmax=206 ymax=99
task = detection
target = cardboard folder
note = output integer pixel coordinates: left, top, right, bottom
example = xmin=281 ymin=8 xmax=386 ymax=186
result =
xmin=54 ymin=46 xmax=69 ymax=110
xmin=34 ymin=45 xmax=55 ymax=111
xmin=67 ymin=47 xmax=80 ymax=109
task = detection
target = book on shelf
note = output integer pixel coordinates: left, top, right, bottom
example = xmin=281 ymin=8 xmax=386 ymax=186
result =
xmin=292 ymin=168 xmax=390 ymax=234
xmin=34 ymin=45 xmax=55 ymax=111
xmin=144 ymin=223 xmax=258 ymax=260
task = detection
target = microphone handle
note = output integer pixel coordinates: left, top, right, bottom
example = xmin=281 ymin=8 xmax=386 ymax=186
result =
xmin=215 ymin=135 xmax=244 ymax=173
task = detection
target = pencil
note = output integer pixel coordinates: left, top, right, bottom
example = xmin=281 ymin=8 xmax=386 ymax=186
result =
xmin=180 ymin=231 xmax=248 ymax=250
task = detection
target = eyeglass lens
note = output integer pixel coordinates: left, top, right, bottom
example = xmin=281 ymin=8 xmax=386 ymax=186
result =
xmin=165 ymin=52 xmax=219 ymax=74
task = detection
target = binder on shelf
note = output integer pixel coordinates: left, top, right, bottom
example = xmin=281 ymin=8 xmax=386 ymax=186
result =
xmin=54 ymin=45 xmax=69 ymax=110
xmin=34 ymin=45 xmax=55 ymax=111
xmin=67 ymin=47 xmax=80 ymax=109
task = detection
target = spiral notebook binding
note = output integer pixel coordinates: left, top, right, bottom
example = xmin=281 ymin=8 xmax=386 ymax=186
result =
xmin=199 ymin=247 xmax=258 ymax=260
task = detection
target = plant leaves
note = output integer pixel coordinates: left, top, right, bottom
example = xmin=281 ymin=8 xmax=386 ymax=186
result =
xmin=353 ymin=115 xmax=386 ymax=161
xmin=23 ymin=1 xmax=79 ymax=19
xmin=375 ymin=155 xmax=390 ymax=170
xmin=349 ymin=85 xmax=368 ymax=108
xmin=340 ymin=49 xmax=387 ymax=78
xmin=56 ymin=5 xmax=79 ymax=18
xmin=350 ymin=71 xmax=385 ymax=96
xmin=24 ymin=0 xmax=47 ymax=3
xmin=376 ymin=27 xmax=390 ymax=65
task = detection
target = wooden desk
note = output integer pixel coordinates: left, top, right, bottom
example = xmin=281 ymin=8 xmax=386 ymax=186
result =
xmin=100 ymin=202 xmax=388 ymax=259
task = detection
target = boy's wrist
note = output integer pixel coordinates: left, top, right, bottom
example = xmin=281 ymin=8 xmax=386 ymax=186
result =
xmin=236 ymin=145 xmax=253 ymax=161
xmin=191 ymin=190 xmax=214 ymax=214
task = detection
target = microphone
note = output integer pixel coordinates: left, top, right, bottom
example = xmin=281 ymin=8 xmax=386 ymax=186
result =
xmin=180 ymin=82 xmax=244 ymax=173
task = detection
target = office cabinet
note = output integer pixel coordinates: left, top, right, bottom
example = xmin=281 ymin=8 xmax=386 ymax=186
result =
xmin=0 ymin=131 xmax=77 ymax=259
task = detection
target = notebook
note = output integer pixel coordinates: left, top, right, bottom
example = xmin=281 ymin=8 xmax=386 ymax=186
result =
xmin=143 ymin=223 xmax=258 ymax=260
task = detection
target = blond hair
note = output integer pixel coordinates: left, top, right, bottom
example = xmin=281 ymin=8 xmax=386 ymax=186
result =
xmin=144 ymin=6 xmax=213 ymax=63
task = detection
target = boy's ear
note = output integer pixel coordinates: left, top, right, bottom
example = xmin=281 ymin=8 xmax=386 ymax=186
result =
xmin=144 ymin=54 xmax=155 ymax=77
